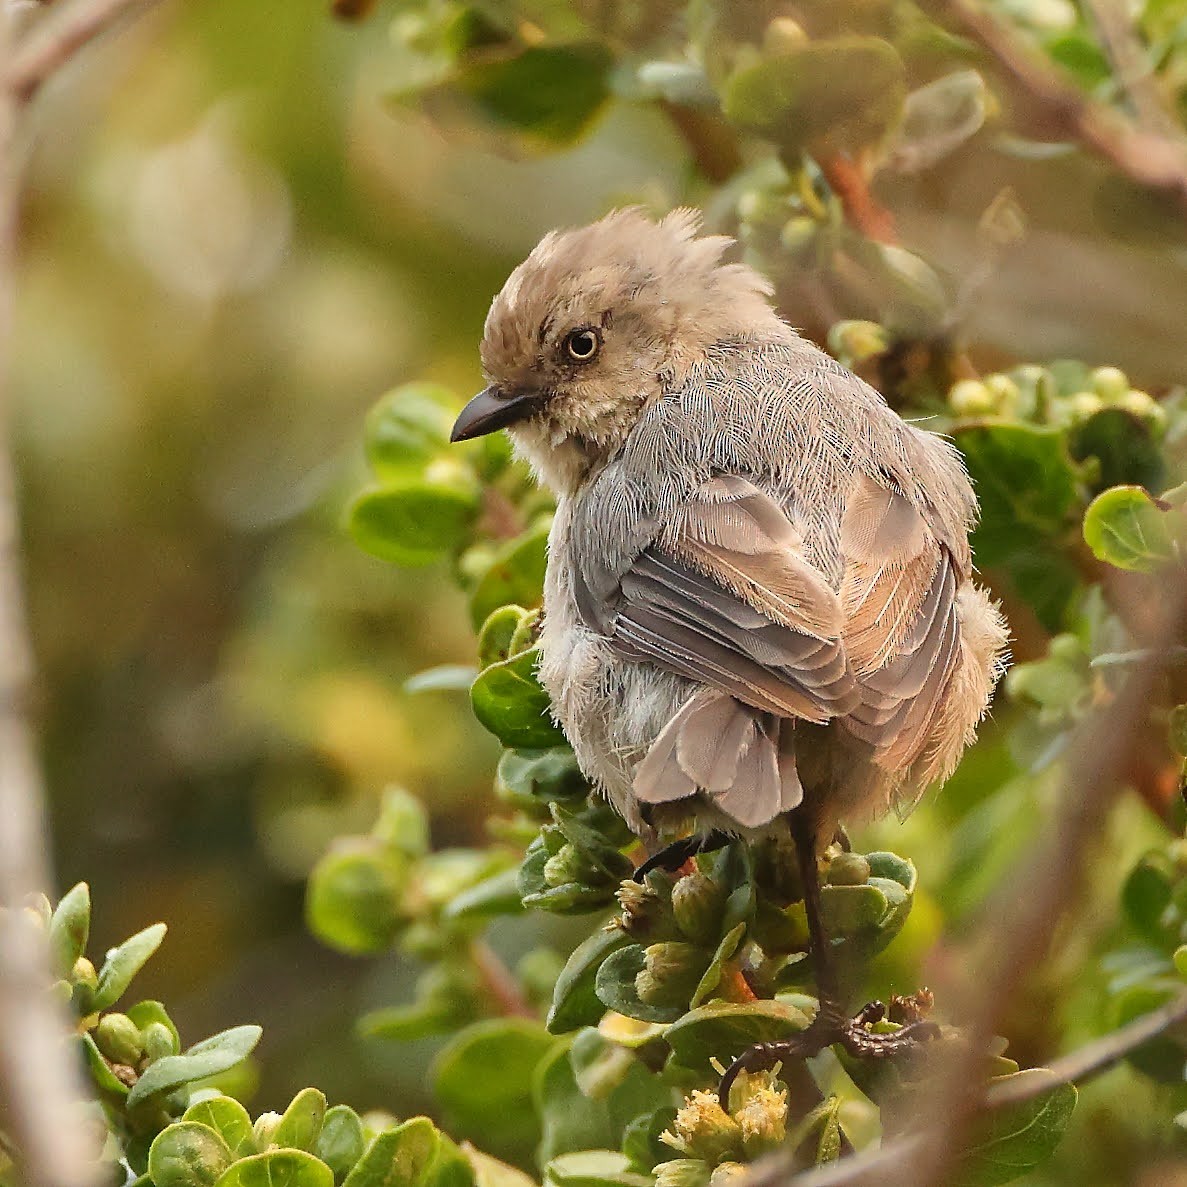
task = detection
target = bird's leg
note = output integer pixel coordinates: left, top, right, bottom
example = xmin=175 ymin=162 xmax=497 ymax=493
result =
xmin=633 ymin=829 xmax=732 ymax=882
xmin=717 ymin=817 xmax=940 ymax=1103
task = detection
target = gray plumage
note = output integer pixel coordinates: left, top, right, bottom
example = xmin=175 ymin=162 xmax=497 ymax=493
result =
xmin=453 ymin=208 xmax=1009 ymax=851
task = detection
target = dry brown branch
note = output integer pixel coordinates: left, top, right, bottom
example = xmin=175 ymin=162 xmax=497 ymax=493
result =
xmin=777 ymin=993 xmax=1187 ymax=1186
xmin=0 ymin=0 xmax=157 ymax=1183
xmin=0 ymin=11 xmax=99 ymax=1173
xmin=1083 ymin=0 xmax=1181 ymax=139
xmin=923 ymin=0 xmax=1187 ymax=220
xmin=6 ymin=0 xmax=156 ymax=103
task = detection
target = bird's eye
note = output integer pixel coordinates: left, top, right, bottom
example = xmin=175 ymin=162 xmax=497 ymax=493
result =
xmin=564 ymin=327 xmax=601 ymax=363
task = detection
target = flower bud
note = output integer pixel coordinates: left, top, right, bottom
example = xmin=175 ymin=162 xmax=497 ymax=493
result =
xmin=827 ymin=321 xmax=888 ymax=365
xmin=1118 ymin=390 xmax=1166 ymax=431
xmin=735 ymin=1084 xmax=788 ymax=1158
xmin=71 ymin=956 xmax=98 ymax=990
xmin=763 ymin=17 xmax=808 ymax=55
xmin=616 ymin=879 xmax=657 ymax=929
xmin=737 ymin=190 xmax=789 ymax=230
xmin=1066 ymin=391 xmax=1104 ymax=422
xmin=254 ymin=1112 xmax=283 ymax=1150
xmin=825 ymin=853 xmax=870 ymax=887
xmin=1091 ymin=366 xmax=1129 ymax=402
xmin=779 ymin=216 xmax=817 ymax=255
xmin=948 ymin=379 xmax=997 ymax=417
xmin=654 ymin=1160 xmax=712 ymax=1187
xmin=662 ymin=1091 xmax=744 ymax=1163
xmin=709 ymin=1163 xmax=748 ymax=1187
xmin=141 ymin=1021 xmax=177 ymax=1063
xmin=93 ymin=1014 xmax=144 ymax=1066
xmin=672 ymin=873 xmax=725 ymax=944
xmin=984 ymin=374 xmax=1020 ymax=415
xmin=636 ymin=942 xmax=708 ymax=1007
xmin=543 ymin=844 xmax=590 ymax=888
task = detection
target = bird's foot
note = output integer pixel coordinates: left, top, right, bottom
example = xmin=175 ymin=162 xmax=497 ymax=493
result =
xmin=717 ymin=994 xmax=941 ymax=1102
xmin=836 ymin=999 xmax=942 ymax=1060
xmin=633 ymin=829 xmax=732 ymax=882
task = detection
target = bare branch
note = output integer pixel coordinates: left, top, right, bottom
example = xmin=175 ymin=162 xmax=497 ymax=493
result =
xmin=7 ymin=0 xmax=158 ymax=104
xmin=770 ymin=994 xmax=1187 ymax=1186
xmin=0 ymin=0 xmax=158 ymax=1181
xmin=922 ymin=0 xmax=1187 ymax=220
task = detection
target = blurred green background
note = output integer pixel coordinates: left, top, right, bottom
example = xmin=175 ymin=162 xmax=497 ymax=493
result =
xmin=15 ymin=0 xmax=1187 ymax=1181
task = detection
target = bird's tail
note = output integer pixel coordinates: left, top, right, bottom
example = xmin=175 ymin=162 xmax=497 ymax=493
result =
xmin=633 ymin=688 xmax=803 ymax=829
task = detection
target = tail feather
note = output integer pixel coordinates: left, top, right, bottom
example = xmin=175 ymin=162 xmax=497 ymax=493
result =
xmin=633 ymin=689 xmax=804 ymax=829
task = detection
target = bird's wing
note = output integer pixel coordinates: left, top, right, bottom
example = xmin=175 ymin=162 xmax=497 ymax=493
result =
xmin=838 ymin=472 xmax=964 ymax=771
xmin=600 ymin=474 xmax=858 ymax=722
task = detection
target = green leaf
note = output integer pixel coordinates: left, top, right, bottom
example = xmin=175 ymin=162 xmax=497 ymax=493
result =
xmin=127 ymin=1025 xmax=263 ymax=1110
xmin=48 ymin=882 xmax=91 ymax=978
xmin=884 ymin=69 xmax=987 ymax=174
xmin=349 ymin=483 xmax=479 ymax=567
xmin=664 ymin=1000 xmax=812 ymax=1077
xmin=464 ymin=1147 xmax=538 ymax=1187
xmin=316 ymin=1107 xmax=366 ymax=1184
xmin=724 ymin=37 xmax=906 ymax=155
xmin=1068 ymin=408 xmax=1165 ymax=494
xmin=534 ymin=1032 xmax=673 ymax=1165
xmin=183 ymin=1096 xmax=256 ymax=1158
xmin=1083 ymin=486 xmax=1175 ymax=573
xmin=127 ymin=1000 xmax=181 ymax=1056
xmin=372 ymin=788 xmax=430 ymax=859
xmin=215 ymin=1151 xmax=334 ymax=1187
xmin=498 ymin=748 xmax=586 ymax=807
xmin=478 ymin=606 xmax=531 ymax=670
xmin=306 ymin=837 xmax=408 ymax=956
xmin=93 ymin=922 xmax=167 ymax=1011
xmin=622 ymin=1108 xmax=679 ymax=1176
xmin=955 ymin=423 xmax=1079 ymax=566
xmin=1122 ymin=853 xmax=1175 ymax=942
xmin=471 ymin=647 xmax=565 ymax=750
xmin=545 ymin=1152 xmax=651 ymax=1187
xmin=453 ymin=44 xmax=612 ymax=145
xmin=365 ymin=384 xmax=456 ymax=479
xmin=149 ymin=1123 xmax=234 ymax=1187
xmin=548 ymin=927 xmax=633 ymax=1035
xmin=689 ymin=923 xmax=745 ymax=1008
xmin=442 ymin=867 xmax=525 ymax=921
xmin=469 ymin=528 xmax=549 ymax=631
xmin=594 ymin=945 xmax=685 ymax=1025
xmin=340 ymin=1119 xmax=441 ymax=1187
xmin=274 ymin=1089 xmax=327 ymax=1152
xmin=953 ymin=1074 xmax=1077 ymax=1187
xmin=434 ymin=1020 xmax=556 ymax=1164
xmin=404 ymin=665 xmax=478 ymax=695
xmin=81 ymin=1033 xmax=130 ymax=1098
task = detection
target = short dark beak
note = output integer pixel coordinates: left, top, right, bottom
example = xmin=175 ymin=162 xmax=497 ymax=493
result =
xmin=450 ymin=386 xmax=543 ymax=443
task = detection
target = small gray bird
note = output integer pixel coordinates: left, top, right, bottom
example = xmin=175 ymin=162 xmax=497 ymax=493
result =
xmin=451 ymin=208 xmax=1008 ymax=1070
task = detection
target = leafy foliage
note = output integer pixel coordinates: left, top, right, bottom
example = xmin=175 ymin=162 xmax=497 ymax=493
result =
xmin=11 ymin=1 xmax=1187 ymax=1185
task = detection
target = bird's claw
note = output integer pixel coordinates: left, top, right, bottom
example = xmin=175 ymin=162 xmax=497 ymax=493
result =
xmin=716 ymin=999 xmax=942 ymax=1102
xmin=633 ymin=829 xmax=732 ymax=882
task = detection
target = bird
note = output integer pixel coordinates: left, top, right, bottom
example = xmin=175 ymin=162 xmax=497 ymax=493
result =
xmin=450 ymin=207 xmax=1009 ymax=1083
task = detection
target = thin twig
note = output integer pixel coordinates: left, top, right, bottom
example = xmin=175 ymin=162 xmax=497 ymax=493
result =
xmin=7 ymin=0 xmax=156 ymax=104
xmin=924 ymin=0 xmax=1187 ymax=220
xmin=471 ymin=940 xmax=535 ymax=1019
xmin=816 ymin=154 xmax=897 ymax=245
xmin=985 ymin=991 xmax=1187 ymax=1107
xmin=0 ymin=0 xmax=157 ymax=1183
xmin=1083 ymin=0 xmax=1181 ymax=139
xmin=770 ymin=994 xmax=1187 ymax=1186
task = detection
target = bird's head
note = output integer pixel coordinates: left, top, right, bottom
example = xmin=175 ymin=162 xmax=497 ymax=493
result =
xmin=450 ymin=207 xmax=779 ymax=494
